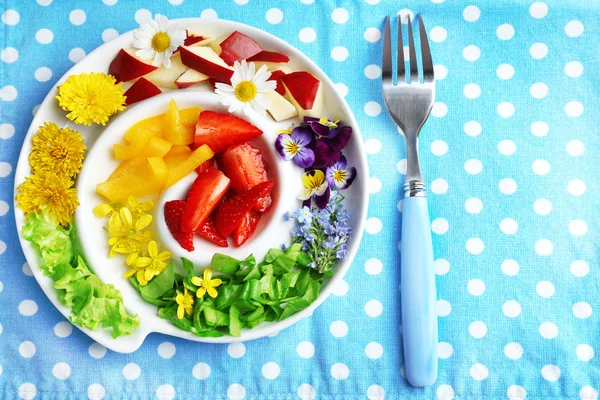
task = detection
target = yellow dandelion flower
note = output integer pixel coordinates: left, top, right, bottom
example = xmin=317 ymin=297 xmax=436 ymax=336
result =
xmin=56 ymin=72 xmax=126 ymax=126
xmin=175 ymin=287 xmax=194 ymax=320
xmin=29 ymin=122 xmax=86 ymax=178
xmin=16 ymin=171 xmax=79 ymax=225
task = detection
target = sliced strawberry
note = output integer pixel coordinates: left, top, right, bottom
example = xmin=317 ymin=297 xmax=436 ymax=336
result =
xmin=197 ymin=216 xmax=228 ymax=247
xmin=215 ymin=180 xmax=274 ymax=237
xmin=195 ymin=111 xmax=263 ymax=153
xmin=221 ymin=142 xmax=271 ymax=212
xmin=233 ymin=210 xmax=261 ymax=247
xmin=219 ymin=31 xmax=263 ymax=65
xmin=164 ymin=200 xmax=194 ymax=252
xmin=195 ymin=158 xmax=216 ymax=175
xmin=182 ymin=168 xmax=230 ymax=233
xmin=268 ymin=70 xmax=287 ymax=96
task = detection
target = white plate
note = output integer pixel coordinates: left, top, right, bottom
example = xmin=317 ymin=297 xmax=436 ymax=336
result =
xmin=13 ymin=18 xmax=368 ymax=353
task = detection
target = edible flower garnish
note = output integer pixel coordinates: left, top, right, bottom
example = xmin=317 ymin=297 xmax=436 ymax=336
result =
xmin=107 ymin=207 xmax=152 ymax=257
xmin=29 ymin=122 xmax=86 ymax=178
xmin=56 ymin=73 xmax=126 ymax=126
xmin=16 ymin=171 xmax=79 ymax=225
xmin=175 ymin=287 xmax=194 ymax=320
xmin=275 ymin=126 xmax=315 ymax=168
xmin=326 ymin=155 xmax=356 ymax=190
xmin=190 ymin=268 xmax=222 ymax=298
xmin=131 ymin=241 xmax=172 ymax=286
xmin=133 ymin=14 xmax=186 ymax=68
xmin=215 ymin=60 xmax=276 ymax=116
xmin=297 ymin=170 xmax=330 ymax=209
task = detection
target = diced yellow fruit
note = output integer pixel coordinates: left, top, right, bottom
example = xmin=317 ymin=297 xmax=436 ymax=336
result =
xmin=141 ymin=136 xmax=172 ymax=158
xmin=164 ymin=154 xmax=190 ymax=170
xmin=165 ymin=144 xmax=214 ymax=188
xmin=124 ymin=114 xmax=164 ymax=142
xmin=97 ymin=157 xmax=167 ymax=203
xmin=114 ymin=129 xmax=155 ymax=160
xmin=165 ymin=144 xmax=192 ymax=159
xmin=163 ymin=99 xmax=200 ymax=145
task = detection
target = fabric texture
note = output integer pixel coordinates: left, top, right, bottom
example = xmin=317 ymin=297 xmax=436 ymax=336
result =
xmin=1 ymin=0 xmax=599 ymax=399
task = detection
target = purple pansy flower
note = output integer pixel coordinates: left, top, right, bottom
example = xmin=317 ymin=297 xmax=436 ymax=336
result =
xmin=326 ymin=155 xmax=357 ymax=190
xmin=297 ymin=169 xmax=330 ymax=209
xmin=312 ymin=139 xmax=341 ymax=168
xmin=275 ymin=126 xmax=315 ymax=168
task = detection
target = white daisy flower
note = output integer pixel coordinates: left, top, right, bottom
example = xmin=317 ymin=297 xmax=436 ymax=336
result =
xmin=214 ymin=60 xmax=277 ymax=116
xmin=133 ymin=14 xmax=186 ymax=68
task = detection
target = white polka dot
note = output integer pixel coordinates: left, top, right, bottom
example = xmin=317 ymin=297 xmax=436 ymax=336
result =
xmin=497 ymin=24 xmax=515 ymax=40
xmin=331 ymin=46 xmax=349 ymax=62
xmin=266 ymin=8 xmax=283 ymax=24
xmin=331 ymin=363 xmax=350 ymax=380
xmin=0 ymin=281 xmax=3 ymax=294
xmin=262 ymin=362 xmax=280 ymax=379
xmin=499 ymin=178 xmax=517 ymax=194
xmin=542 ymin=365 xmax=561 ymax=382
xmin=496 ymin=64 xmax=515 ymax=79
xmin=365 ymin=299 xmax=383 ymax=317
xmin=234 ymin=0 xmax=249 ymax=4
xmin=536 ymin=281 xmax=555 ymax=298
xmin=52 ymin=362 xmax=71 ymax=380
xmin=18 ymin=383 xmax=37 ymax=400
xmin=568 ymin=179 xmax=586 ymax=196
xmin=498 ymin=140 xmax=516 ymax=155
xmin=570 ymin=220 xmax=588 ymax=236
xmin=462 ymin=45 xmax=480 ymax=61
xmin=103 ymin=0 xmax=117 ymax=4
xmin=365 ymin=342 xmax=384 ymax=360
xmin=227 ymin=384 xmax=245 ymax=400
xmin=497 ymin=102 xmax=515 ymax=118
xmin=102 ymin=28 xmax=119 ymax=43
xmin=539 ymin=322 xmax=558 ymax=339
xmin=298 ymin=383 xmax=316 ymax=400
xmin=200 ymin=9 xmax=218 ymax=19
xmin=69 ymin=9 xmax=86 ymax=25
xmin=397 ymin=159 xmax=407 ymax=174
xmin=571 ymin=260 xmax=589 ymax=277
xmin=156 ymin=384 xmax=175 ymax=400
xmin=434 ymin=259 xmax=450 ymax=275
xmin=330 ymin=320 xmax=348 ymax=337
xmin=1 ymin=47 xmax=18 ymax=63
xmin=431 ymin=102 xmax=448 ymax=117
xmin=566 ymin=140 xmax=584 ymax=156
xmin=0 ymin=241 xmax=6 ymax=255
xmin=535 ymin=239 xmax=553 ymax=256
xmin=469 ymin=321 xmax=487 ymax=338
xmin=192 ymin=362 xmax=210 ymax=380
xmin=463 ymin=83 xmax=481 ymax=99
xmin=364 ymin=64 xmax=382 ymax=80
xmin=364 ymin=101 xmax=382 ymax=117
xmin=367 ymin=384 xmax=385 ymax=400
xmin=69 ymin=48 xmax=86 ymax=63
xmin=437 ymin=384 xmax=455 ymax=400
xmin=531 ymin=121 xmax=549 ymax=137
xmin=504 ymin=342 xmax=523 ymax=360
xmin=88 ymin=343 xmax=107 ymax=359
xmin=576 ymin=344 xmax=594 ymax=362
xmin=580 ymin=386 xmax=599 ymax=400
xmin=532 ymin=159 xmax=550 ymax=175
xmin=0 ymin=86 xmax=18 ymax=101
xmin=431 ymin=218 xmax=449 ymax=234
xmin=466 ymin=238 xmax=484 ymax=255
xmin=368 ymin=177 xmax=382 ymax=194
xmin=0 ymin=162 xmax=12 ymax=177
xmin=37 ymin=0 xmax=52 ymax=5
xmin=396 ymin=9 xmax=415 ymax=24
xmin=365 ymin=217 xmax=382 ymax=234
xmin=465 ymin=198 xmax=483 ymax=214
xmin=463 ymin=5 xmax=480 ymax=22
xmin=332 ymin=8 xmax=349 ymax=24
xmin=430 ymin=27 xmax=447 ymax=43
xmin=296 ymin=341 xmax=315 ymax=359
xmin=2 ymin=9 xmax=20 ymax=25
xmin=135 ymin=9 xmax=151 ymax=24
xmin=0 ymin=124 xmax=15 ymax=139
xmin=464 ymin=159 xmax=483 ymax=175
xmin=35 ymin=67 xmax=52 ymax=82
xmin=534 ymin=198 xmax=552 ymax=216
xmin=565 ymin=20 xmax=584 ymax=37
xmin=22 ymin=262 xmax=33 ymax=276
xmin=35 ymin=28 xmax=54 ymax=44
xmin=464 ymin=121 xmax=482 ymax=136
xmin=365 ymin=258 xmax=383 ymax=275
xmin=470 ymin=363 xmax=489 ymax=381
xmin=19 ymin=341 xmax=36 ymax=358
xmin=565 ymin=61 xmax=584 ymax=78
xmin=438 ymin=342 xmax=453 ymax=359
xmin=332 ymin=279 xmax=349 ymax=296
xmin=19 ymin=300 xmax=38 ymax=316
xmin=530 ymin=42 xmax=548 ymax=59
xmin=437 ymin=300 xmax=451 ymax=316
xmin=468 ymin=279 xmax=486 ymax=296
xmin=168 ymin=0 xmax=184 ymax=4
xmin=299 ymin=27 xmax=316 ymax=43
xmin=573 ymin=302 xmax=592 ymax=319
xmin=364 ymin=0 xmax=379 ymax=4
xmin=507 ymin=385 xmax=527 ymax=400
xmin=565 ymin=101 xmax=584 ymax=117
xmin=54 ymin=321 xmax=72 ymax=338
xmin=121 ymin=362 xmax=141 ymax=380
xmin=364 ymin=138 xmax=381 ymax=154
xmin=530 ymin=2 xmax=548 ymax=18
xmin=430 ymin=178 xmax=448 ymax=194
xmin=530 ymin=82 xmax=549 ymax=99
xmin=334 ymin=83 xmax=348 ymax=97
xmin=158 ymin=342 xmax=176 ymax=359
xmin=503 ymin=300 xmax=522 ymax=317
xmin=434 ymin=64 xmax=447 ymax=80
xmin=227 ymin=342 xmax=246 ymax=358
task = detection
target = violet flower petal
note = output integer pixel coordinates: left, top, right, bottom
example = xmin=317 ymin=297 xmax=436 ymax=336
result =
xmin=314 ymin=186 xmax=331 ymax=209
xmin=293 ymin=147 xmax=315 ymax=169
xmin=336 ymin=167 xmax=356 ymax=190
xmin=291 ymin=125 xmax=314 ymax=147
xmin=275 ymin=134 xmax=295 ymax=161
xmin=327 ymin=126 xmax=352 ymax=151
xmin=310 ymin=121 xmax=330 ymax=137
xmin=313 ymin=139 xmax=341 ymax=168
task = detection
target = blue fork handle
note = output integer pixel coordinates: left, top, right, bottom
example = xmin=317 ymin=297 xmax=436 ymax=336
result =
xmin=401 ymin=196 xmax=438 ymax=387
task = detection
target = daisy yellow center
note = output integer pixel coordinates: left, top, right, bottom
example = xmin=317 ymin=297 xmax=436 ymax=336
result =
xmin=235 ymin=80 xmax=257 ymax=103
xmin=151 ymin=32 xmax=171 ymax=52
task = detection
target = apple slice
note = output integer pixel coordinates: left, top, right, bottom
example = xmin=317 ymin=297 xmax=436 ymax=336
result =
xmin=266 ymin=91 xmax=298 ymax=122
xmin=124 ymin=77 xmax=162 ymax=106
xmin=268 ymin=70 xmax=287 ymax=96
xmin=247 ymin=51 xmax=289 ymax=71
xmin=217 ymin=31 xmax=263 ymax=65
xmin=179 ymin=46 xmax=234 ymax=83
xmin=175 ymin=68 xmax=209 ymax=89
xmin=280 ymin=71 xmax=324 ymax=118
xmin=142 ymin=52 xmax=187 ymax=89
xmin=108 ymin=48 xmax=158 ymax=83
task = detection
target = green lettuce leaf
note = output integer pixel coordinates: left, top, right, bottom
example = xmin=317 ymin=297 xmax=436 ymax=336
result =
xmin=22 ymin=210 xmax=72 ymax=274
xmin=140 ymin=261 xmax=174 ymax=299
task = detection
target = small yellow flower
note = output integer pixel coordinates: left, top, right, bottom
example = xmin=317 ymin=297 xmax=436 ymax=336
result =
xmin=56 ymin=72 xmax=126 ymax=126
xmin=107 ymin=208 xmax=152 ymax=257
xmin=16 ymin=171 xmax=79 ymax=225
xmin=175 ymin=287 xmax=194 ymax=320
xmin=93 ymin=203 xmax=117 ymax=218
xmin=190 ymin=268 xmax=222 ymax=299
xmin=133 ymin=241 xmax=171 ymax=284
xmin=277 ymin=127 xmax=293 ymax=135
xmin=126 ymin=196 xmax=154 ymax=217
xmin=29 ymin=122 xmax=86 ymax=178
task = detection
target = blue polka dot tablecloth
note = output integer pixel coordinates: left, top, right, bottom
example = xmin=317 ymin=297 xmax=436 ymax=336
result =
xmin=1 ymin=0 xmax=600 ymax=399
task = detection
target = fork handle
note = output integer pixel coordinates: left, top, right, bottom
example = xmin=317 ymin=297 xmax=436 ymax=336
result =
xmin=401 ymin=194 xmax=438 ymax=387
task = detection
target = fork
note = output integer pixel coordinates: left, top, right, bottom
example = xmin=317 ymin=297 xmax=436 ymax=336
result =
xmin=382 ymin=15 xmax=438 ymax=387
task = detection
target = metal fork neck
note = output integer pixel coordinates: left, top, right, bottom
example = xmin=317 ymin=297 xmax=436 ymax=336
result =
xmin=403 ymin=131 xmax=425 ymax=198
